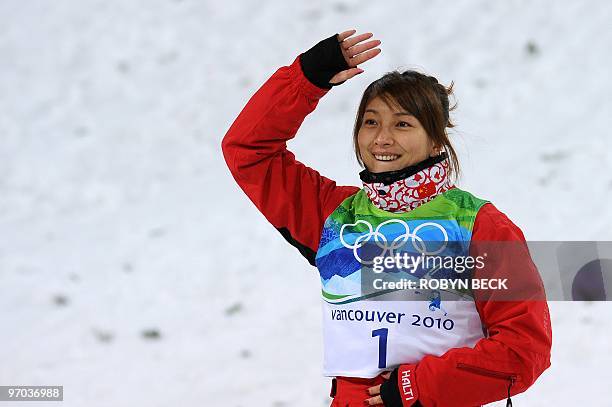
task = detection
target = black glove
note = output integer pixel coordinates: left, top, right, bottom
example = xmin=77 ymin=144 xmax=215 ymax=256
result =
xmin=299 ymin=33 xmax=351 ymax=89
xmin=380 ymin=368 xmax=404 ymax=407
xmin=380 ymin=368 xmax=423 ymax=407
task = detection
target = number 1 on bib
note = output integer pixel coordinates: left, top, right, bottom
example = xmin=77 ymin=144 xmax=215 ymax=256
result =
xmin=371 ymin=328 xmax=388 ymax=368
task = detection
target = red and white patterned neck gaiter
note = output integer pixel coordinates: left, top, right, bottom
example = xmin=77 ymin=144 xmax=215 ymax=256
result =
xmin=362 ymin=158 xmax=454 ymax=213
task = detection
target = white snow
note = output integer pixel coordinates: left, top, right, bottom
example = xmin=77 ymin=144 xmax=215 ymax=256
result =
xmin=0 ymin=0 xmax=611 ymax=406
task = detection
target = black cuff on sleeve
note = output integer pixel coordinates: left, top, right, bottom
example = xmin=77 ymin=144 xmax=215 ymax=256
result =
xmin=299 ymin=33 xmax=350 ymax=89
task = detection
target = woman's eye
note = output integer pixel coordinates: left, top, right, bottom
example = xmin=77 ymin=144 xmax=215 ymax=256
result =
xmin=364 ymin=119 xmax=376 ymax=125
xmin=398 ymin=121 xmax=411 ymax=127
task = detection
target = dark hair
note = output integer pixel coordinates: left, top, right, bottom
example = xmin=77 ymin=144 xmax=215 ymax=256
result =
xmin=352 ymin=69 xmax=460 ymax=181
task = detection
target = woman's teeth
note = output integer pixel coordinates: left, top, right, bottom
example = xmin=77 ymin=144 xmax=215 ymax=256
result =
xmin=374 ymin=154 xmax=399 ymax=161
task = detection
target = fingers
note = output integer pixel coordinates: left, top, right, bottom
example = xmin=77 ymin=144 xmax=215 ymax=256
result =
xmin=349 ymin=48 xmax=382 ymax=66
xmin=341 ymin=32 xmax=375 ymax=50
xmin=364 ymin=395 xmax=384 ymax=405
xmin=364 ymin=372 xmax=391 ymax=405
xmin=347 ymin=39 xmax=381 ymax=58
xmin=336 ymin=30 xmax=382 ymax=67
xmin=368 ymin=384 xmax=382 ymax=396
xmin=329 ymin=29 xmax=382 ymax=85
xmin=337 ymin=29 xmax=357 ymax=42
xmin=329 ymin=67 xmax=364 ymax=84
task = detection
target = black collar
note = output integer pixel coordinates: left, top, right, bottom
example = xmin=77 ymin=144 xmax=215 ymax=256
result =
xmin=359 ymin=152 xmax=448 ymax=186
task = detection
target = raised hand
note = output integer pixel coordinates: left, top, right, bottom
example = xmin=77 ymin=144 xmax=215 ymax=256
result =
xmin=300 ymin=29 xmax=382 ymax=89
xmin=330 ymin=29 xmax=382 ymax=85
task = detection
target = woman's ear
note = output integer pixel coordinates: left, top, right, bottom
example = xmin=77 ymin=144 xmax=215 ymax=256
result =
xmin=429 ymin=144 xmax=442 ymax=157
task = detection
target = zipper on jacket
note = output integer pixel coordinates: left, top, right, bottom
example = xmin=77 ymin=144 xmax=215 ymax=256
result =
xmin=456 ymin=363 xmax=517 ymax=407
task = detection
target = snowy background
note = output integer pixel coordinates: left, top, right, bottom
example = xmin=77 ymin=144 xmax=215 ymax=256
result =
xmin=1 ymin=0 xmax=611 ymax=406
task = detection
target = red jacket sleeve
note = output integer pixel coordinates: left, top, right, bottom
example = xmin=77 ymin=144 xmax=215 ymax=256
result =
xmin=395 ymin=203 xmax=553 ymax=407
xmin=221 ymin=54 xmax=360 ymax=266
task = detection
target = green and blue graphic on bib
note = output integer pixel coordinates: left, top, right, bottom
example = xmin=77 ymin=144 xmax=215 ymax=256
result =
xmin=315 ymin=188 xmax=488 ymax=304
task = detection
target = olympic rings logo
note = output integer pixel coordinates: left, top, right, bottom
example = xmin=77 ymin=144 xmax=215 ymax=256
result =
xmin=339 ymin=219 xmax=448 ymax=265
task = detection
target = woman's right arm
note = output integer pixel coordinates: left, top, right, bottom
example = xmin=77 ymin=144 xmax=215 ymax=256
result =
xmin=222 ymin=30 xmax=381 ymax=266
xmin=221 ymin=53 xmax=359 ymax=266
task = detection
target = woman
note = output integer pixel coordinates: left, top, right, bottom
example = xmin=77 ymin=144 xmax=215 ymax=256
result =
xmin=222 ymin=29 xmax=552 ymax=407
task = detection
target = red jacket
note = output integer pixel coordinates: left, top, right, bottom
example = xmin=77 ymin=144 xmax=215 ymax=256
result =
xmin=222 ymin=54 xmax=552 ymax=407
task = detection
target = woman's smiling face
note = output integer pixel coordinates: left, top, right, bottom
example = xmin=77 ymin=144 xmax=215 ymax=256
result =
xmin=357 ymin=96 xmax=439 ymax=173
